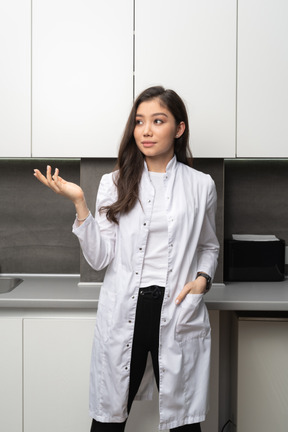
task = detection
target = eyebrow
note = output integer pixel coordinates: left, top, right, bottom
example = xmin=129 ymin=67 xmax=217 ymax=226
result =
xmin=135 ymin=112 xmax=168 ymax=118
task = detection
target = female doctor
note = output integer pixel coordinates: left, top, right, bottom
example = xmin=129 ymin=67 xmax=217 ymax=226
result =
xmin=34 ymin=86 xmax=219 ymax=432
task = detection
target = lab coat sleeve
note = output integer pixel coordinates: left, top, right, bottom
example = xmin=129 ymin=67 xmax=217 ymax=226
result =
xmin=72 ymin=173 xmax=117 ymax=271
xmin=196 ymin=176 xmax=219 ymax=279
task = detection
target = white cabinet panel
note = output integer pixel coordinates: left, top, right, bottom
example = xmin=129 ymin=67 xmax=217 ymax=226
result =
xmin=32 ymin=0 xmax=133 ymax=158
xmin=237 ymin=319 xmax=288 ymax=431
xmin=24 ymin=318 xmax=95 ymax=432
xmin=0 ymin=319 xmax=22 ymax=432
xmin=0 ymin=0 xmax=31 ymax=157
xmin=237 ymin=0 xmax=288 ymax=157
xmin=135 ymin=0 xmax=236 ymax=158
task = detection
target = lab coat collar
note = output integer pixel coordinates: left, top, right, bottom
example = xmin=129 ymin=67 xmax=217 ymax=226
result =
xmin=143 ymin=154 xmax=177 ymax=174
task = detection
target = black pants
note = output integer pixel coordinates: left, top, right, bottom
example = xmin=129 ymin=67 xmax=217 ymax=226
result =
xmin=90 ymin=286 xmax=201 ymax=432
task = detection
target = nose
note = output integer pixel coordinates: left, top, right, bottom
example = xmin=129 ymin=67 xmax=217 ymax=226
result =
xmin=143 ymin=121 xmax=152 ymax=136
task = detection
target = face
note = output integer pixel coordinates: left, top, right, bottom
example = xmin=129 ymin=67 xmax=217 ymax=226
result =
xmin=134 ymin=98 xmax=185 ymax=171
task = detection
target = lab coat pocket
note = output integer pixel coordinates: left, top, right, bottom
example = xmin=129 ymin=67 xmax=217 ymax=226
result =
xmin=175 ymin=293 xmax=210 ymax=342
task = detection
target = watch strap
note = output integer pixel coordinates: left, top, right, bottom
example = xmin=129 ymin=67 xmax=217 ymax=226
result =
xmin=196 ymin=272 xmax=212 ymax=292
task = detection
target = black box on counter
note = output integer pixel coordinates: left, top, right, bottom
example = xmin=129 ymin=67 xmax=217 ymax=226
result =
xmin=224 ymin=236 xmax=286 ymax=282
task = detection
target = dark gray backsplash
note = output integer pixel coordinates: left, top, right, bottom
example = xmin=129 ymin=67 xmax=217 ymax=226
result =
xmin=0 ymin=159 xmax=80 ymax=274
xmin=80 ymin=158 xmax=224 ymax=283
xmin=224 ymin=159 xmax=288 ymax=241
xmin=4 ymin=157 xmax=286 ymax=281
xmin=224 ymin=159 xmax=288 ymax=275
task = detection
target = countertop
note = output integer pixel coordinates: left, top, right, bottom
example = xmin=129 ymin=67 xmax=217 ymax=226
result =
xmin=0 ymin=274 xmax=99 ymax=309
xmin=205 ymin=279 xmax=288 ymax=311
xmin=1 ymin=274 xmax=288 ymax=311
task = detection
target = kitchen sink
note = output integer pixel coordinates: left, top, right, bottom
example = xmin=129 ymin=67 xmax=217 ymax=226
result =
xmin=0 ymin=277 xmax=23 ymax=294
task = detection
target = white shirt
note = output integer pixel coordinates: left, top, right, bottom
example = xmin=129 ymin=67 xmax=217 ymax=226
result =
xmin=73 ymin=156 xmax=219 ymax=430
xmin=140 ymin=171 xmax=168 ymax=287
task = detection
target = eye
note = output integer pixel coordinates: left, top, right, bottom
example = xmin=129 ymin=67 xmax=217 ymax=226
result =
xmin=154 ymin=118 xmax=163 ymax=125
xmin=135 ymin=119 xmax=143 ymax=126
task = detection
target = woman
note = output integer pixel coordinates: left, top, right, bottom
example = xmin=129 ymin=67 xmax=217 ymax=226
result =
xmin=34 ymin=86 xmax=219 ymax=432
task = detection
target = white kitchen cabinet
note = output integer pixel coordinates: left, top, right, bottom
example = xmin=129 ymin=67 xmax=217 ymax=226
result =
xmin=23 ymin=318 xmax=95 ymax=432
xmin=237 ymin=0 xmax=288 ymax=157
xmin=0 ymin=0 xmax=31 ymax=157
xmin=0 ymin=318 xmax=22 ymax=432
xmin=237 ymin=318 xmax=288 ymax=431
xmin=135 ymin=0 xmax=237 ymax=158
xmin=32 ymin=0 xmax=133 ymax=158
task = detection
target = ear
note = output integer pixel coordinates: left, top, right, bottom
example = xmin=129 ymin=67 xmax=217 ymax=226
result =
xmin=175 ymin=121 xmax=185 ymax=138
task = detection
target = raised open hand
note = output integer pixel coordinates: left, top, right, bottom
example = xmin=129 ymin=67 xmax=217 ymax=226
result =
xmin=34 ymin=165 xmax=84 ymax=204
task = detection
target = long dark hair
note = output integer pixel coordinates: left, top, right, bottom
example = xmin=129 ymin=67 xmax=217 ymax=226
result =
xmin=101 ymin=86 xmax=193 ymax=223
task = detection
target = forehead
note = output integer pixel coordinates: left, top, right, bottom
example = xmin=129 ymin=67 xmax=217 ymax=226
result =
xmin=136 ymin=98 xmax=170 ymax=116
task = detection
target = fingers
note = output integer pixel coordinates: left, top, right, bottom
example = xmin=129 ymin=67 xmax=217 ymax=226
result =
xmin=33 ymin=166 xmax=61 ymax=193
xmin=46 ymin=165 xmax=59 ymax=189
xmin=51 ymin=167 xmax=62 ymax=193
xmin=45 ymin=164 xmax=52 ymax=182
xmin=175 ymin=285 xmax=191 ymax=305
xmin=51 ymin=167 xmax=59 ymax=185
xmin=175 ymin=280 xmax=205 ymax=305
xmin=33 ymin=168 xmax=49 ymax=187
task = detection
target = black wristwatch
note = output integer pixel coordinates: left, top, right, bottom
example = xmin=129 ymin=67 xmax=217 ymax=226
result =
xmin=196 ymin=272 xmax=212 ymax=292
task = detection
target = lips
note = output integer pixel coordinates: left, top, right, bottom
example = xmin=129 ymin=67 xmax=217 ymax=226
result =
xmin=141 ymin=141 xmax=156 ymax=148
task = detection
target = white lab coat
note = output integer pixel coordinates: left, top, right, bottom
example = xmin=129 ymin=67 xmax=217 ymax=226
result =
xmin=73 ymin=156 xmax=219 ymax=430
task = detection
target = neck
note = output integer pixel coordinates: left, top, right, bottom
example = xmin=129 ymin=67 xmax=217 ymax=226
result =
xmin=145 ymin=154 xmax=173 ymax=173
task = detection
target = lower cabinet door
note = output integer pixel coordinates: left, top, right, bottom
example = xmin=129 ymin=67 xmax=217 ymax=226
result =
xmin=23 ymin=318 xmax=95 ymax=432
xmin=237 ymin=319 xmax=288 ymax=432
xmin=0 ymin=318 xmax=22 ymax=432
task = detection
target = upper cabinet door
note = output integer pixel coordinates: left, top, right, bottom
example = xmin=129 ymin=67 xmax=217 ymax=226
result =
xmin=32 ymin=0 xmax=133 ymax=158
xmin=0 ymin=0 xmax=31 ymax=157
xmin=237 ymin=0 xmax=288 ymax=157
xmin=135 ymin=0 xmax=237 ymax=158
